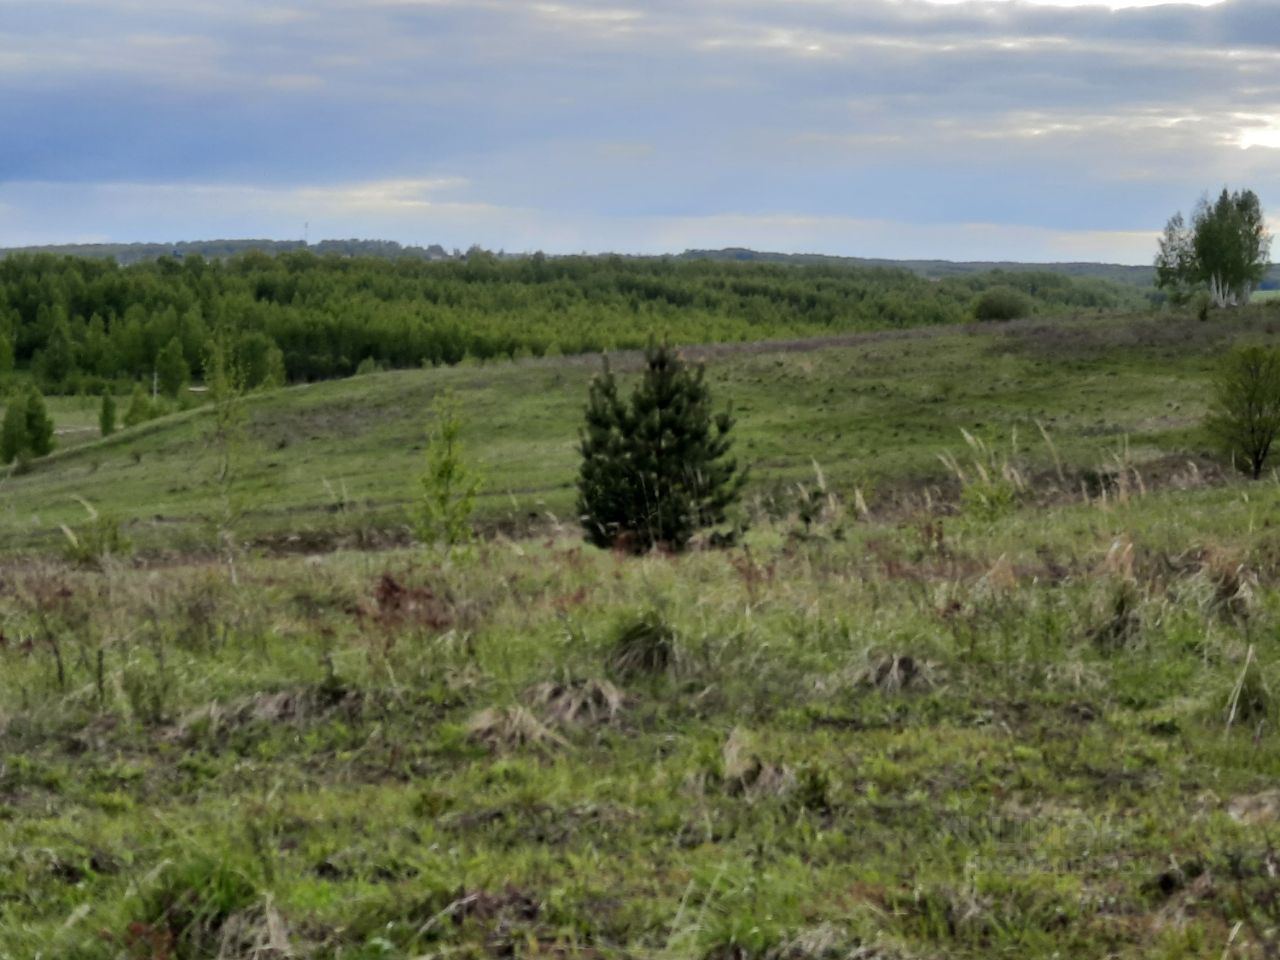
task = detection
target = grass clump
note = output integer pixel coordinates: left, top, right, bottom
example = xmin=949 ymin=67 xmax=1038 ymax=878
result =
xmin=126 ymin=855 xmax=261 ymax=960
xmin=607 ymin=607 xmax=679 ymax=679
xmin=939 ymin=429 xmax=1027 ymax=522
xmin=59 ymin=497 xmax=131 ymax=568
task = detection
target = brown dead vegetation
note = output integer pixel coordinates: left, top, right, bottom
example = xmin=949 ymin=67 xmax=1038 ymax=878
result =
xmin=165 ymin=681 xmax=363 ymax=745
xmin=350 ymin=571 xmax=456 ymax=639
xmin=524 ymin=678 xmax=625 ymax=727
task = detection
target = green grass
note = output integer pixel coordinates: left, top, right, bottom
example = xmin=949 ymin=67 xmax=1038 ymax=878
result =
xmin=5 ymin=302 xmax=1280 ymax=957
xmin=7 ymin=303 xmax=1280 ymax=555
xmin=3 ymin=482 xmax=1280 ymax=957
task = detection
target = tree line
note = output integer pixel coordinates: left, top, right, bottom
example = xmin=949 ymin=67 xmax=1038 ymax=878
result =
xmin=0 ymin=250 xmax=1150 ymax=394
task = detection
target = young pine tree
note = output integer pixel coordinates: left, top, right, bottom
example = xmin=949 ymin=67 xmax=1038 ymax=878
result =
xmin=415 ymin=390 xmax=483 ymax=548
xmin=100 ymin=390 xmax=117 ymax=438
xmin=577 ymin=341 xmax=746 ymax=553
xmin=203 ymin=334 xmax=248 ymax=583
xmin=0 ymin=397 xmax=27 ymax=464
xmin=24 ymin=388 xmax=54 ymax=457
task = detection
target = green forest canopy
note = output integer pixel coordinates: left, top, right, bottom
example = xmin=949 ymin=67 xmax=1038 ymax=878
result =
xmin=0 ymin=249 xmax=1155 ymax=393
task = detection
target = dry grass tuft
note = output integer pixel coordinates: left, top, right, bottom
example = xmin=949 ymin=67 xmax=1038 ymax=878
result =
xmin=721 ymin=726 xmax=797 ymax=800
xmin=525 ymin=678 xmax=625 ymax=726
xmin=1102 ymin=536 xmax=1137 ymax=582
xmin=466 ymin=706 xmax=567 ymax=752
xmin=1088 ymin=579 xmax=1143 ymax=653
xmin=166 ymin=680 xmax=363 ymax=743
xmin=769 ymin=924 xmax=904 ymax=960
xmin=855 ymin=653 xmax=940 ymax=694
xmin=216 ymin=897 xmax=294 ymax=959
xmin=1196 ymin=547 xmax=1257 ymax=622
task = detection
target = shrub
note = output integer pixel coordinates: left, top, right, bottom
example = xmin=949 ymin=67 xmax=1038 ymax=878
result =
xmin=1190 ymin=289 xmax=1213 ymax=322
xmin=123 ymin=383 xmax=155 ymax=428
xmin=973 ymin=285 xmax=1033 ymax=322
xmin=577 ymin=341 xmax=746 ymax=553
xmin=1204 ymin=345 xmax=1280 ymax=479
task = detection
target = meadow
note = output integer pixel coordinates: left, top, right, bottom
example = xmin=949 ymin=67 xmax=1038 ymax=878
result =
xmin=8 ymin=305 xmax=1278 ymax=556
xmin=3 ymin=301 xmax=1280 ymax=958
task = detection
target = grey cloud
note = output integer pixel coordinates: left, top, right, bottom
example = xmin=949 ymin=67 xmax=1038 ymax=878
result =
xmin=0 ymin=0 xmax=1276 ymax=255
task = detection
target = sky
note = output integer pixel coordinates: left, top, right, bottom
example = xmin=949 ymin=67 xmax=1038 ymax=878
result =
xmin=0 ymin=0 xmax=1276 ymax=263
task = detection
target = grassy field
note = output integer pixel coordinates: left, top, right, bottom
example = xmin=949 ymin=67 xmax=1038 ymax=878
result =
xmin=7 ymin=303 xmax=1280 ymax=557
xmin=4 ymin=483 xmax=1280 ymax=957
xmin=4 ymin=303 xmax=1280 ymax=958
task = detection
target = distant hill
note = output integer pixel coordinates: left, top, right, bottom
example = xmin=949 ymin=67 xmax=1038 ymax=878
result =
xmin=678 ymin=248 xmax=1280 ymax=290
xmin=0 ymin=238 xmax=453 ymax=265
xmin=677 ymin=247 xmax=1162 ymax=285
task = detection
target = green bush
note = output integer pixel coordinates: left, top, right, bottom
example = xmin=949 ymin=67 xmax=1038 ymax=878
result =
xmin=123 ymin=383 xmax=155 ymax=428
xmin=1 ymin=387 xmax=54 ymax=464
xmin=1204 ymin=345 xmax=1280 ymax=478
xmin=973 ymin=286 xmax=1033 ymax=322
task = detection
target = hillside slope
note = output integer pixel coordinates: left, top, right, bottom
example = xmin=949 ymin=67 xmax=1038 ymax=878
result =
xmin=5 ymin=305 xmax=1275 ymax=556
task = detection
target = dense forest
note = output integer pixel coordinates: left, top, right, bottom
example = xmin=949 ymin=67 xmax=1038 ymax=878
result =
xmin=0 ymin=250 xmax=1152 ymax=393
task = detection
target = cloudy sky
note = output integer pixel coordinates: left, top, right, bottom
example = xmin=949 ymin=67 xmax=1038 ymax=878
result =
xmin=1 ymin=0 xmax=1276 ymax=262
